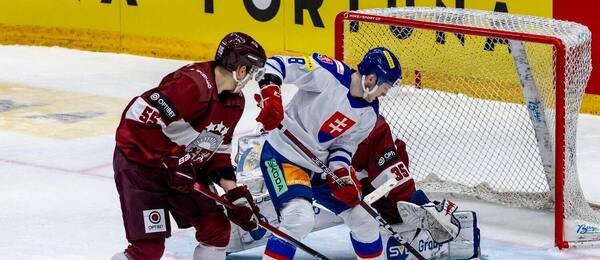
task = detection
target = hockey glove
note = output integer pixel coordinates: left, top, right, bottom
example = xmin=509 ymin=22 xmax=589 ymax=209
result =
xmin=327 ymin=167 xmax=362 ymax=207
xmin=161 ymin=153 xmax=196 ymax=193
xmin=254 ymin=84 xmax=283 ymax=131
xmin=223 ymin=185 xmax=260 ymax=231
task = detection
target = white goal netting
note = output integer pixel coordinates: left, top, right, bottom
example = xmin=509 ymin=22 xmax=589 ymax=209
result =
xmin=337 ymin=7 xmax=594 ymax=243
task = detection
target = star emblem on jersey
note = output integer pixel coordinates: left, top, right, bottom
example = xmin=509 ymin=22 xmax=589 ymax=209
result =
xmin=317 ymin=111 xmax=356 ymax=143
xmin=206 ymin=121 xmax=229 ymax=136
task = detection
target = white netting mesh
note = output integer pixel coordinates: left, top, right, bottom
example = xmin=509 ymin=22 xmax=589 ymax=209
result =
xmin=339 ymin=7 xmax=594 ymax=230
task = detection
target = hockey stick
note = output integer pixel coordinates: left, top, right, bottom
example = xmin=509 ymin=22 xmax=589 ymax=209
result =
xmin=363 ymin=177 xmax=402 ymax=205
xmin=277 ymin=124 xmax=426 ymax=260
xmin=192 ymin=183 xmax=331 ymax=260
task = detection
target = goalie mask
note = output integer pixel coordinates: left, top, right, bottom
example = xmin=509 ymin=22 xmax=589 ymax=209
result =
xmin=215 ymin=32 xmax=267 ymax=93
xmin=357 ymin=47 xmax=402 ymax=102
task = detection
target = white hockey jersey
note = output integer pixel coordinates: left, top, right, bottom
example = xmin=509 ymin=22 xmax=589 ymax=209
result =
xmin=265 ymin=53 xmax=378 ymax=173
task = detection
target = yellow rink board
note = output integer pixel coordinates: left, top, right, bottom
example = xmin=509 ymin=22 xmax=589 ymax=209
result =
xmin=0 ymin=0 xmax=597 ymax=114
xmin=0 ymin=83 xmax=126 ymax=139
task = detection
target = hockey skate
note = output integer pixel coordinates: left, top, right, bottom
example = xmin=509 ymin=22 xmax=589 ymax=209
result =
xmin=396 ymin=199 xmax=461 ymax=243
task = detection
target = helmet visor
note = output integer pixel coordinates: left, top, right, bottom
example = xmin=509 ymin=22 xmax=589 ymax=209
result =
xmin=375 ymin=78 xmax=401 ymax=94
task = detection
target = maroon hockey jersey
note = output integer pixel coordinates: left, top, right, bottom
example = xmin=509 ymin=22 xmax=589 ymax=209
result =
xmin=115 ymin=61 xmax=244 ymax=173
xmin=352 ymin=115 xmax=416 ymax=223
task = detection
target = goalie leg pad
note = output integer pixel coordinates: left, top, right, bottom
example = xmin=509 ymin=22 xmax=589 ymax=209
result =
xmin=396 ymin=200 xmax=460 ymax=243
xmin=448 ymin=211 xmax=481 ymax=259
xmin=382 ymin=211 xmax=480 ymax=259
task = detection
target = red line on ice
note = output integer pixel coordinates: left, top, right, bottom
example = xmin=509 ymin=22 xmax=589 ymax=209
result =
xmin=0 ymin=128 xmax=256 ymax=179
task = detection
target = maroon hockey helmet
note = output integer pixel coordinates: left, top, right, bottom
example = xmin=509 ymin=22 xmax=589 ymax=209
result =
xmin=215 ymin=32 xmax=266 ymax=72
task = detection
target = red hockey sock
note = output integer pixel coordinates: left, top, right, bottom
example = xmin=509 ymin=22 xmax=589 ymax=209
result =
xmin=125 ymin=238 xmax=165 ymax=260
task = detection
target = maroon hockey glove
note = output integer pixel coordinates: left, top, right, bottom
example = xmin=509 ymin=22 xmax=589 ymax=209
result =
xmin=255 ymin=84 xmax=283 ymax=131
xmin=223 ymin=186 xmax=260 ymax=231
xmin=327 ymin=167 xmax=363 ymax=207
xmin=160 ymin=152 xmax=196 ymax=193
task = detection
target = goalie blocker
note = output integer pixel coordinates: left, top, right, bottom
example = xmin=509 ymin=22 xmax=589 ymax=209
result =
xmin=227 ymin=133 xmax=480 ymax=259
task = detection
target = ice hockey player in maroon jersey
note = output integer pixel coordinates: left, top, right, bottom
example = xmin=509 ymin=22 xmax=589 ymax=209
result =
xmin=353 ymin=115 xmax=461 ymax=243
xmin=111 ymin=32 xmax=266 ymax=260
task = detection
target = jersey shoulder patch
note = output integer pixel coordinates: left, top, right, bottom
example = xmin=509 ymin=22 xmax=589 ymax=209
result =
xmin=311 ymin=53 xmax=353 ymax=88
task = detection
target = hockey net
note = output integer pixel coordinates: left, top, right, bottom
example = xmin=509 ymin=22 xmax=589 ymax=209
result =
xmin=335 ymin=7 xmax=594 ymax=248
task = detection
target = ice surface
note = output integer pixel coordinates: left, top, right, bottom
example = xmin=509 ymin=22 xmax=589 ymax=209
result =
xmin=1 ymin=45 xmax=599 ymax=259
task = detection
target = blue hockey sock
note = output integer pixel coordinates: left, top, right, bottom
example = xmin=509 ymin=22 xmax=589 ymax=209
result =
xmin=350 ymin=232 xmax=384 ymax=259
xmin=409 ymin=189 xmax=431 ymax=206
xmin=264 ymin=235 xmax=296 ymax=260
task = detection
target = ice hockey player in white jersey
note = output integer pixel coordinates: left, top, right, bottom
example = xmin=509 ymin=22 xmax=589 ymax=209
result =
xmin=228 ymin=129 xmax=481 ymax=260
xmin=252 ymin=47 xmax=402 ymax=260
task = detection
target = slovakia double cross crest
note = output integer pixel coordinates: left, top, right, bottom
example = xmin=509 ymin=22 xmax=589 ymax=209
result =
xmin=318 ymin=111 xmax=356 ymax=143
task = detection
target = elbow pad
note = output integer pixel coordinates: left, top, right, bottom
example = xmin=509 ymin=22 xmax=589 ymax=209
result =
xmin=258 ymin=73 xmax=282 ymax=88
xmin=209 ymin=167 xmax=237 ymax=184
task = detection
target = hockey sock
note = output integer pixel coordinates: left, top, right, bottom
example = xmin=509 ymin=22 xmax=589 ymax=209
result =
xmin=350 ymin=232 xmax=384 ymax=259
xmin=263 ymin=235 xmax=297 ymax=260
xmin=125 ymin=238 xmax=165 ymax=260
xmin=409 ymin=189 xmax=431 ymax=206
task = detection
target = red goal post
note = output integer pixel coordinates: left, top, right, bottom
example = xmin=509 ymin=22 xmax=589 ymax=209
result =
xmin=334 ymin=8 xmax=594 ymax=249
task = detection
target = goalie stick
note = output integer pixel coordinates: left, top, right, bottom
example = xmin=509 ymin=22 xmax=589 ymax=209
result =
xmin=363 ymin=177 xmax=403 ymax=205
xmin=277 ymin=124 xmax=426 ymax=260
xmin=192 ymin=183 xmax=331 ymax=260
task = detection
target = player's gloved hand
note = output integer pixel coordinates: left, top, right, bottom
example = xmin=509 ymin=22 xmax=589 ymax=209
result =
xmin=223 ymin=186 xmax=261 ymax=231
xmin=254 ymin=84 xmax=283 ymax=131
xmin=327 ymin=167 xmax=362 ymax=207
xmin=160 ymin=151 xmax=196 ymax=193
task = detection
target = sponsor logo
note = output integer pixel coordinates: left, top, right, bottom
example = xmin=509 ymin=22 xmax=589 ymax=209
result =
xmin=418 ymin=239 xmax=443 ymax=252
xmin=143 ymin=209 xmax=166 ymax=233
xmin=265 ymin=159 xmax=288 ymax=196
xmin=527 ymin=100 xmax=543 ymax=124
xmin=148 ymin=210 xmax=161 ymax=224
xmin=577 ymin=224 xmax=600 ymax=234
xmin=282 ymin=163 xmax=311 ymax=187
xmin=376 ymin=148 xmax=398 ymax=169
xmin=190 ymin=67 xmax=213 ymax=89
xmin=317 ymin=111 xmax=356 ymax=143
xmin=147 ymin=91 xmax=177 ymax=121
xmin=150 ymin=93 xmax=160 ymax=100
xmin=386 ymin=237 xmax=409 ymax=260
xmin=383 ymin=50 xmax=396 ymax=69
xmin=178 ymin=153 xmax=193 ymax=165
